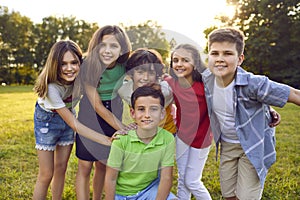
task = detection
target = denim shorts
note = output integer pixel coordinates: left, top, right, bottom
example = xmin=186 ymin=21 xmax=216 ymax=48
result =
xmin=34 ymin=103 xmax=75 ymax=151
xmin=115 ymin=178 xmax=178 ymax=200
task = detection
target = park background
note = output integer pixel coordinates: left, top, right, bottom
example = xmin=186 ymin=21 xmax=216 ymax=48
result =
xmin=0 ymin=0 xmax=299 ymax=199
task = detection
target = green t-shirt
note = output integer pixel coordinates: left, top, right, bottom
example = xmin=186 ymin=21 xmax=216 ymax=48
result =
xmin=107 ymin=128 xmax=175 ymax=196
xmin=97 ymin=63 xmax=125 ymax=101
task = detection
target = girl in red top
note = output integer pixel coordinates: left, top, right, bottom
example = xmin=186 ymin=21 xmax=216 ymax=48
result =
xmin=165 ymin=44 xmax=212 ymax=200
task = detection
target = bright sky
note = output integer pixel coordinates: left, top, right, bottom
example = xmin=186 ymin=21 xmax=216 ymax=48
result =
xmin=1 ymin=0 xmax=235 ymax=51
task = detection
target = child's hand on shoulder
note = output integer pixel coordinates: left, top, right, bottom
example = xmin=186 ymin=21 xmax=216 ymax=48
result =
xmin=124 ymin=122 xmax=138 ymax=131
xmin=162 ymin=73 xmax=171 ymax=80
xmin=110 ymin=133 xmax=120 ymax=142
xmin=111 ymin=123 xmax=137 ymax=141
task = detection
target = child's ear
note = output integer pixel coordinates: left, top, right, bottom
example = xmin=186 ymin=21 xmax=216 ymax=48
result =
xmin=130 ymin=107 xmax=135 ymax=119
xmin=160 ymin=108 xmax=166 ymax=120
xmin=238 ymin=54 xmax=244 ymax=66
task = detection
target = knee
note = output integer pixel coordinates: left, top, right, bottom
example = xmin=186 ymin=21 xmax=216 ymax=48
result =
xmin=184 ymin=179 xmax=203 ymax=190
xmin=54 ymin=161 xmax=68 ymax=174
xmin=94 ymin=161 xmax=106 ymax=171
xmin=184 ymin=180 xmax=193 ymax=190
xmin=38 ymin=169 xmax=53 ymax=184
xmin=77 ymin=162 xmax=92 ymax=177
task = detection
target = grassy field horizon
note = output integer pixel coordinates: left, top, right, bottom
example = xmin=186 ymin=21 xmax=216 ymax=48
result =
xmin=0 ymin=85 xmax=299 ymax=199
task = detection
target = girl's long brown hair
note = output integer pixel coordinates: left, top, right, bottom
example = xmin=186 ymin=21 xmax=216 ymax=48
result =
xmin=33 ymin=40 xmax=83 ymax=98
xmin=81 ymin=25 xmax=132 ymax=86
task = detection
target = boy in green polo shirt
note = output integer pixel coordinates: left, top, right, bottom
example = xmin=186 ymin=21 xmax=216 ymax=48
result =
xmin=104 ymin=83 xmax=177 ymax=200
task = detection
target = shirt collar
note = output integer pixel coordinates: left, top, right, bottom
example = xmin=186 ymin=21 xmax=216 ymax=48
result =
xmin=129 ymin=128 xmax=164 ymax=147
xmin=235 ymin=66 xmax=250 ymax=86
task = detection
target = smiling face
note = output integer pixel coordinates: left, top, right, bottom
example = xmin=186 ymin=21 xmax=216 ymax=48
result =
xmin=171 ymin=48 xmax=195 ymax=84
xmin=132 ymin=65 xmax=157 ymax=90
xmin=208 ymin=41 xmax=244 ymax=87
xmin=99 ymin=34 xmax=122 ymax=68
xmin=59 ymin=51 xmax=80 ymax=84
xmin=130 ymin=96 xmax=165 ymax=131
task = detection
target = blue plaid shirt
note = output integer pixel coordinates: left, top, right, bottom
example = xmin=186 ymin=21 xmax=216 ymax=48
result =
xmin=202 ymin=66 xmax=290 ymax=187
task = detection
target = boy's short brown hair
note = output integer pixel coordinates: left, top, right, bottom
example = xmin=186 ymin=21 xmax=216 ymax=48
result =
xmin=131 ymin=83 xmax=165 ymax=109
xmin=126 ymin=48 xmax=164 ymax=79
xmin=208 ymin=27 xmax=245 ymax=56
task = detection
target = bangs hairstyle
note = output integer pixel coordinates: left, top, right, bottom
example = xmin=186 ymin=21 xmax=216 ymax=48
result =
xmin=126 ymin=48 xmax=164 ymax=79
xmin=33 ymin=40 xmax=83 ymax=98
xmin=208 ymin=27 xmax=245 ymax=56
xmin=131 ymin=83 xmax=165 ymax=109
xmin=82 ymin=25 xmax=132 ymax=86
xmin=169 ymin=44 xmax=205 ymax=82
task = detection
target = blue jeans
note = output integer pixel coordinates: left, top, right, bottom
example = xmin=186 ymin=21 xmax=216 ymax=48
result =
xmin=115 ymin=178 xmax=177 ymax=200
xmin=34 ymin=103 xmax=74 ymax=151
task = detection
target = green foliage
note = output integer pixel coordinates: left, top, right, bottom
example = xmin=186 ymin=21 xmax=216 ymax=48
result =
xmin=33 ymin=16 xmax=99 ymax=71
xmin=0 ymin=6 xmax=35 ymax=67
xmin=0 ymin=86 xmax=299 ymax=199
xmin=222 ymin=0 xmax=300 ymax=88
xmin=0 ymin=6 xmax=171 ymax=85
xmin=124 ymin=20 xmax=170 ymax=64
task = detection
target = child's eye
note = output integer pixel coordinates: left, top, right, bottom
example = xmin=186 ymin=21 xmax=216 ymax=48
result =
xmin=172 ymin=58 xmax=178 ymax=63
xmin=183 ymin=58 xmax=190 ymax=63
xmin=150 ymin=107 xmax=159 ymax=112
xmin=111 ymin=44 xmax=120 ymax=48
xmin=71 ymin=60 xmax=79 ymax=65
xmin=136 ymin=70 xmax=144 ymax=74
xmin=149 ymin=71 xmax=156 ymax=76
xmin=224 ymin=52 xmax=234 ymax=55
xmin=137 ymin=107 xmax=145 ymax=111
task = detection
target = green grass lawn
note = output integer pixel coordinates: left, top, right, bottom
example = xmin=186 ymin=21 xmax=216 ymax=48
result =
xmin=0 ymin=85 xmax=299 ymax=199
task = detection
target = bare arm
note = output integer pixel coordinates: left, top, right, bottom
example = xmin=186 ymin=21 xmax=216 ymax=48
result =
xmin=156 ymin=166 xmax=173 ymax=200
xmin=104 ymin=166 xmax=119 ymax=200
xmin=84 ymin=84 xmax=125 ymax=130
xmin=288 ymin=87 xmax=300 ymax=106
xmin=56 ymin=107 xmax=111 ymax=146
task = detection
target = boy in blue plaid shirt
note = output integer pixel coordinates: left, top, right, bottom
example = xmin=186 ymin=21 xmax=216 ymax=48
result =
xmin=202 ymin=27 xmax=300 ymax=200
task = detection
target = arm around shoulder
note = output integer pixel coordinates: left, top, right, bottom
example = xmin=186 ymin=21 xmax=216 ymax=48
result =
xmin=84 ymin=83 xmax=125 ymax=130
xmin=288 ymin=87 xmax=300 ymax=106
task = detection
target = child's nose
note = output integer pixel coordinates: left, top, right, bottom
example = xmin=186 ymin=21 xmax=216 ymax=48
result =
xmin=144 ymin=109 xmax=151 ymax=117
xmin=216 ymin=55 xmax=225 ymax=62
xmin=177 ymin=60 xmax=183 ymax=66
xmin=66 ymin=63 xmax=73 ymax=70
xmin=104 ymin=45 xmax=111 ymax=52
xmin=143 ymin=72 xmax=149 ymax=80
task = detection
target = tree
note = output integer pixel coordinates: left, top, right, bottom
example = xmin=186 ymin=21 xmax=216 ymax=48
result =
xmin=204 ymin=0 xmax=300 ymax=87
xmin=0 ymin=6 xmax=171 ymax=84
xmin=0 ymin=6 xmax=99 ymax=84
xmin=124 ymin=20 xmax=170 ymax=64
xmin=0 ymin=6 xmax=35 ymax=84
xmin=33 ymin=16 xmax=98 ymax=70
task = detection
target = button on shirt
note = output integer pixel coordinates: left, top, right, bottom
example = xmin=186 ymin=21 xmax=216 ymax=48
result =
xmin=202 ymin=66 xmax=290 ymax=187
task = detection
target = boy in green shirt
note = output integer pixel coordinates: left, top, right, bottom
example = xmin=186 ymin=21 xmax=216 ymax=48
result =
xmin=105 ymin=83 xmax=177 ymax=200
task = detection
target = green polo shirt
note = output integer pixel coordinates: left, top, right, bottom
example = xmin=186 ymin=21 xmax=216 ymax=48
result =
xmin=107 ymin=128 xmax=175 ymax=196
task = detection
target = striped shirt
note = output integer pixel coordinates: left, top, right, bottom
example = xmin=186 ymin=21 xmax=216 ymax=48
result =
xmin=202 ymin=66 xmax=290 ymax=187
